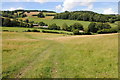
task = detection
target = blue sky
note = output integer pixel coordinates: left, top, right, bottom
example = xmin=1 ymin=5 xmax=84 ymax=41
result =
xmin=2 ymin=1 xmax=118 ymax=14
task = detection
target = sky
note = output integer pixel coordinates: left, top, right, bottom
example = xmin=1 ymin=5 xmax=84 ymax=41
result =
xmin=1 ymin=0 xmax=119 ymax=14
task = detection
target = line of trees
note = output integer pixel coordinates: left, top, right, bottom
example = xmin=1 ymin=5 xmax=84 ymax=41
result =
xmin=47 ymin=22 xmax=119 ymax=35
xmin=54 ymin=11 xmax=119 ymax=23
xmin=2 ymin=11 xmax=27 ymax=18
xmin=88 ymin=22 xmax=119 ymax=34
xmin=2 ymin=17 xmax=33 ymax=28
xmin=1 ymin=10 xmax=56 ymax=19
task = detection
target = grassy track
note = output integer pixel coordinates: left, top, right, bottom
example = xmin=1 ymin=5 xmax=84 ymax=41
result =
xmin=2 ymin=32 xmax=118 ymax=78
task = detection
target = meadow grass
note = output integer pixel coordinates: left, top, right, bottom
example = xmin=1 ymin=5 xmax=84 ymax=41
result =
xmin=2 ymin=32 xmax=118 ymax=78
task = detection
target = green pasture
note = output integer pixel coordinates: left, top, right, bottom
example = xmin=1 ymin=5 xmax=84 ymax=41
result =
xmin=2 ymin=32 xmax=118 ymax=78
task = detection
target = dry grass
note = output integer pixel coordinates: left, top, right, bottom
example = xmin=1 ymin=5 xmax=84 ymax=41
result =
xmin=24 ymin=12 xmax=40 ymax=16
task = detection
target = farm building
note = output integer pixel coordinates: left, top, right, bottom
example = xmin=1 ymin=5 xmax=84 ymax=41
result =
xmin=33 ymin=24 xmax=39 ymax=27
xmin=33 ymin=24 xmax=48 ymax=28
xmin=79 ymin=30 xmax=84 ymax=32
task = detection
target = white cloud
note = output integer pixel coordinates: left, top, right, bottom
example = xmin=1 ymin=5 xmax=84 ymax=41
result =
xmin=1 ymin=0 xmax=119 ymax=2
xmin=55 ymin=0 xmax=95 ymax=12
xmin=7 ymin=0 xmax=47 ymax=3
xmin=103 ymin=8 xmax=117 ymax=14
xmin=6 ymin=7 xmax=24 ymax=11
xmin=56 ymin=5 xmax=63 ymax=11
xmin=34 ymin=0 xmax=47 ymax=3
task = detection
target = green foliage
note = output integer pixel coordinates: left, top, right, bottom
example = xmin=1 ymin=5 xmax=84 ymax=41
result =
xmin=73 ymin=29 xmax=79 ymax=35
xmin=3 ymin=18 xmax=11 ymax=26
xmin=88 ymin=22 xmax=98 ymax=33
xmin=21 ymin=14 xmax=27 ymax=18
xmin=48 ymin=23 xmax=60 ymax=30
xmin=24 ymin=19 xmax=29 ymax=23
xmin=26 ymin=29 xmax=40 ymax=32
xmin=2 ymin=17 xmax=33 ymax=28
xmin=70 ymin=23 xmax=84 ymax=31
xmin=88 ymin=22 xmax=112 ymax=33
xmin=109 ymin=19 xmax=115 ymax=23
xmin=38 ymin=12 xmax=45 ymax=18
xmin=97 ymin=29 xmax=118 ymax=34
xmin=54 ymin=11 xmax=118 ymax=22
xmin=39 ymin=22 xmax=48 ymax=26
xmin=10 ymin=19 xmax=20 ymax=27
xmin=103 ymin=23 xmax=111 ymax=29
xmin=61 ymin=23 xmax=69 ymax=31
xmin=2 ymin=11 xmax=27 ymax=18
xmin=118 ymin=22 xmax=120 ymax=31
xmin=95 ymin=22 xmax=103 ymax=30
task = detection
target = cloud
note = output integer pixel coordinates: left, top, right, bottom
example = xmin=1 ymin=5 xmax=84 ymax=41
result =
xmin=7 ymin=0 xmax=47 ymax=3
xmin=56 ymin=0 xmax=95 ymax=12
xmin=34 ymin=0 xmax=47 ymax=3
xmin=6 ymin=7 xmax=24 ymax=11
xmin=56 ymin=5 xmax=63 ymax=11
xmin=103 ymin=8 xmax=117 ymax=14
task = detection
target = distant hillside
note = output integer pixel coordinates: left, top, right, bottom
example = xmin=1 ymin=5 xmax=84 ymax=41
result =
xmin=1 ymin=9 xmax=56 ymax=19
xmin=14 ymin=9 xmax=56 ymax=13
xmin=54 ymin=11 xmax=119 ymax=23
xmin=1 ymin=10 xmax=120 ymax=23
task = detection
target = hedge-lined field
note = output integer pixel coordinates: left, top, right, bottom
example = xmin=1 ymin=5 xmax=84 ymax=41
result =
xmin=1 ymin=27 xmax=73 ymax=35
xmin=18 ymin=17 xmax=117 ymax=30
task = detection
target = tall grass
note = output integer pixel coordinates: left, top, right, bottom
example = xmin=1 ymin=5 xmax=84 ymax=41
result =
xmin=2 ymin=32 xmax=118 ymax=78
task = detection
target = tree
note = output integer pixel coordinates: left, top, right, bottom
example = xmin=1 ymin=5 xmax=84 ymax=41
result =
xmin=71 ymin=23 xmax=84 ymax=31
xmin=39 ymin=22 xmax=47 ymax=26
xmin=109 ymin=19 xmax=115 ymax=23
xmin=11 ymin=19 xmax=19 ymax=27
xmin=21 ymin=14 xmax=27 ymax=18
xmin=1 ymin=17 xmax=4 ymax=26
xmin=73 ymin=29 xmax=79 ymax=35
xmin=3 ymin=18 xmax=11 ymax=26
xmin=38 ymin=12 xmax=45 ymax=18
xmin=103 ymin=23 xmax=111 ymax=29
xmin=24 ymin=19 xmax=29 ymax=23
xmin=118 ymin=22 xmax=120 ymax=31
xmin=61 ymin=23 xmax=68 ymax=31
xmin=27 ymin=23 xmax=33 ymax=28
xmin=48 ymin=23 xmax=60 ymax=30
xmin=88 ymin=22 xmax=98 ymax=33
xmin=54 ymin=11 xmax=117 ymax=22
xmin=95 ymin=22 xmax=103 ymax=30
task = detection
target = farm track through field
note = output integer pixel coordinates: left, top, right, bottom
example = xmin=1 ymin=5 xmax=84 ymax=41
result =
xmin=16 ymin=44 xmax=52 ymax=78
xmin=15 ymin=32 xmax=63 ymax=78
xmin=15 ymin=41 xmax=64 ymax=78
xmin=2 ymin=32 xmax=118 ymax=78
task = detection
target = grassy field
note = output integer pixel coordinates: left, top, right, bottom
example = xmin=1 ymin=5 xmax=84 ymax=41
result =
xmin=18 ymin=17 xmax=91 ymax=30
xmin=2 ymin=31 xmax=118 ymax=78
